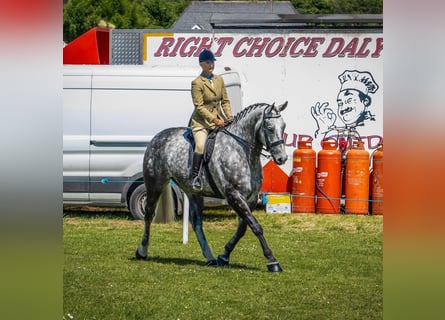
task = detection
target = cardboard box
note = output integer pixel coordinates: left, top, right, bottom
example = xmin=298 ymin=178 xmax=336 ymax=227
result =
xmin=264 ymin=193 xmax=291 ymax=214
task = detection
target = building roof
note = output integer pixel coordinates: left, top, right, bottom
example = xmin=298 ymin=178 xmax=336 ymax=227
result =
xmin=171 ymin=1 xmax=299 ymax=31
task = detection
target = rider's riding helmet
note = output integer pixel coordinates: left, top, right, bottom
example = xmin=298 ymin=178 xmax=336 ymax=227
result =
xmin=199 ymin=49 xmax=216 ymax=63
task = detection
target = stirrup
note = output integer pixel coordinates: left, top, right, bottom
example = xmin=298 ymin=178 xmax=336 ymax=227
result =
xmin=192 ymin=176 xmax=202 ymax=190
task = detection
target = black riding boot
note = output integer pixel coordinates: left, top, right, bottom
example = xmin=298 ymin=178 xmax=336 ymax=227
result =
xmin=192 ymin=152 xmax=203 ymax=190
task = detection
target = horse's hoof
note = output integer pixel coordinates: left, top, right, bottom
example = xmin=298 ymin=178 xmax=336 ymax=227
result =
xmin=135 ymin=249 xmax=147 ymax=260
xmin=216 ymin=255 xmax=229 ymax=266
xmin=206 ymin=259 xmax=218 ymax=266
xmin=267 ymin=262 xmax=283 ymax=272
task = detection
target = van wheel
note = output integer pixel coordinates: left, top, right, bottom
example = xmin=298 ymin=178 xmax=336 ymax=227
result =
xmin=129 ymin=184 xmax=146 ymax=220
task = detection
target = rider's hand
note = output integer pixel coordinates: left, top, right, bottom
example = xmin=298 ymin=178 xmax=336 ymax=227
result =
xmin=213 ymin=118 xmax=224 ymax=126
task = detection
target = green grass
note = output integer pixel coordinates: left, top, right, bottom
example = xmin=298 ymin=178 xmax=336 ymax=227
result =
xmin=64 ymin=207 xmax=382 ymax=320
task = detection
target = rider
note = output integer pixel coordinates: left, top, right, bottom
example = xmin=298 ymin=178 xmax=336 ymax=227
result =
xmin=189 ymin=49 xmax=233 ymax=189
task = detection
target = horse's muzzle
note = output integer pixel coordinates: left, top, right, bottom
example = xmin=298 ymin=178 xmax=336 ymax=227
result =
xmin=273 ymin=154 xmax=288 ymax=166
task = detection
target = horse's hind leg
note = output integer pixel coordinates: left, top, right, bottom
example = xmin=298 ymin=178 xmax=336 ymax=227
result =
xmin=189 ymin=195 xmax=217 ymax=265
xmin=135 ymin=181 xmax=164 ymax=260
xmin=225 ymin=191 xmax=283 ymax=272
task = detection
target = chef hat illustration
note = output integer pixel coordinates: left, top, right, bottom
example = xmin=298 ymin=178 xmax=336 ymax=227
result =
xmin=338 ymin=70 xmax=379 ymax=95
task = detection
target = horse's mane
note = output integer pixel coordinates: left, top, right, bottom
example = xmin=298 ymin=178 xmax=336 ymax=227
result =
xmin=230 ymin=103 xmax=270 ymax=125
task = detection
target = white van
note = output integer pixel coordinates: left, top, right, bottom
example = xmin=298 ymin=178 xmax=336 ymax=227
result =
xmin=63 ymin=65 xmax=243 ymax=219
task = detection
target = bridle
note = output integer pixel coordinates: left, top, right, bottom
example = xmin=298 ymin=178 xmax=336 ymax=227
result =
xmin=261 ymin=108 xmax=285 ymax=151
xmin=220 ymin=107 xmax=285 ymax=158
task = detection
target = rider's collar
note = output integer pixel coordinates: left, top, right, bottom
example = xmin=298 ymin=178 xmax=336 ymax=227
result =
xmin=201 ymin=73 xmax=214 ymax=81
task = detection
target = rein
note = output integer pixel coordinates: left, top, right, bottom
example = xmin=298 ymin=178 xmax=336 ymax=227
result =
xmin=220 ymin=127 xmax=270 ymax=158
xmin=220 ymin=108 xmax=284 ymax=158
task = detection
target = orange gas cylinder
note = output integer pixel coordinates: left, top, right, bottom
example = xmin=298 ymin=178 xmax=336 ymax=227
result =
xmin=291 ymin=140 xmax=316 ymax=213
xmin=370 ymin=144 xmax=384 ymax=215
xmin=316 ymin=140 xmax=341 ymax=213
xmin=344 ymin=140 xmax=370 ymax=214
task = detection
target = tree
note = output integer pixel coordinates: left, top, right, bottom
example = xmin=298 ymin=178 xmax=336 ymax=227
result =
xmin=64 ymin=0 xmax=155 ymax=42
xmin=290 ymin=0 xmax=336 ymax=14
xmin=64 ymin=0 xmax=191 ymax=42
xmin=334 ymin=0 xmax=383 ymax=14
xmin=140 ymin=0 xmax=190 ymax=28
xmin=64 ymin=0 xmax=100 ymax=42
xmin=290 ymin=0 xmax=382 ymax=14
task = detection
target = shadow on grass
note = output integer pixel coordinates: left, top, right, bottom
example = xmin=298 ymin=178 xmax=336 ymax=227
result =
xmin=63 ymin=205 xmax=264 ymax=224
xmin=63 ymin=205 xmax=132 ymax=220
xmin=129 ymin=255 xmax=260 ymax=271
xmin=201 ymin=208 xmax=238 ymax=222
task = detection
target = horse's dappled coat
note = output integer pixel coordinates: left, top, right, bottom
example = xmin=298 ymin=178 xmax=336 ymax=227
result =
xmin=136 ymin=102 xmax=288 ymax=272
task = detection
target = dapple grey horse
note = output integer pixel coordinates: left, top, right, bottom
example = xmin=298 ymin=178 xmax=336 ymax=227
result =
xmin=136 ymin=102 xmax=288 ymax=272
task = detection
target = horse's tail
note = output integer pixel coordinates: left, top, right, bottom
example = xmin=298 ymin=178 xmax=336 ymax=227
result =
xmin=152 ymin=183 xmax=176 ymax=223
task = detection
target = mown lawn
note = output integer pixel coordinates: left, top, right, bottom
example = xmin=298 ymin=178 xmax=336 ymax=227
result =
xmin=64 ymin=207 xmax=382 ymax=320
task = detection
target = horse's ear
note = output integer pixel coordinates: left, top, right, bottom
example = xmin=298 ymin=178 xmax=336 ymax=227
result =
xmin=278 ymin=101 xmax=288 ymax=112
xmin=265 ymin=103 xmax=274 ymax=114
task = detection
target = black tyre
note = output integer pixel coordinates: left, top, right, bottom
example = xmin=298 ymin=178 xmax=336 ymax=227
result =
xmin=128 ymin=184 xmax=146 ymax=220
xmin=128 ymin=183 xmax=185 ymax=220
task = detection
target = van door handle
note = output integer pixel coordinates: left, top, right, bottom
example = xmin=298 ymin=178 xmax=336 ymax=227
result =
xmin=90 ymin=140 xmax=149 ymax=147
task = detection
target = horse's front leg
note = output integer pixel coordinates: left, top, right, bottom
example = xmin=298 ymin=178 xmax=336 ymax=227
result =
xmin=217 ymin=216 xmax=247 ymax=266
xmin=225 ymin=190 xmax=283 ymax=272
xmin=189 ymin=195 xmax=217 ymax=265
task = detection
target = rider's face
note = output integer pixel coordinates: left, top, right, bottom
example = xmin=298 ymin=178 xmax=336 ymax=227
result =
xmin=200 ymin=61 xmax=215 ymax=75
xmin=336 ymin=89 xmax=366 ymax=125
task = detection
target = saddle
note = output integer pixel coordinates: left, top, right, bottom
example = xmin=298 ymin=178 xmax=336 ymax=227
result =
xmin=184 ymin=127 xmax=220 ymax=163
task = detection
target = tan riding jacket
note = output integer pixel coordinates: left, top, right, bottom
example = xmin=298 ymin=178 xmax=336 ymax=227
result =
xmin=189 ymin=74 xmax=232 ymax=131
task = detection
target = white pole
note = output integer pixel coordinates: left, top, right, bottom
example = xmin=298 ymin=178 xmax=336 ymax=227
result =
xmin=182 ymin=194 xmax=189 ymax=244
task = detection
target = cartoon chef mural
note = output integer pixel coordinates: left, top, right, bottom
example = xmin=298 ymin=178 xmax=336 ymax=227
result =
xmin=311 ymin=70 xmax=379 ymax=149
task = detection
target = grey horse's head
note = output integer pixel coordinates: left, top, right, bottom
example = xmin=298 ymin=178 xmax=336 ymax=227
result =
xmin=259 ymin=101 xmax=288 ymax=165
